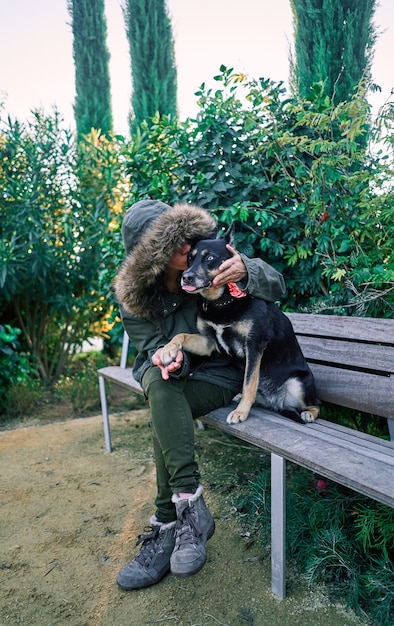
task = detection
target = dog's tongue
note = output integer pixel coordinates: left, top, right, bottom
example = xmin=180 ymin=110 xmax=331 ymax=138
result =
xmin=182 ymin=285 xmax=197 ymax=293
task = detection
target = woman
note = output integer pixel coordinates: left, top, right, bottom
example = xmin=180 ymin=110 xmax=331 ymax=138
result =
xmin=114 ymin=199 xmax=285 ymax=590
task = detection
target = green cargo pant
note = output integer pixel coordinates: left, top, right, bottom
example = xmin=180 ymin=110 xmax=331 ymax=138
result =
xmin=142 ymin=366 xmax=235 ymax=522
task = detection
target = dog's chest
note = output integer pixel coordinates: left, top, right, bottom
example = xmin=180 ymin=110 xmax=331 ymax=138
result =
xmin=197 ymin=317 xmax=251 ymax=359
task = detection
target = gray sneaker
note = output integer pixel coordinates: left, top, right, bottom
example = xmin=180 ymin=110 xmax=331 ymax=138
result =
xmin=117 ymin=517 xmax=176 ymax=590
xmin=170 ymin=485 xmax=215 ymax=578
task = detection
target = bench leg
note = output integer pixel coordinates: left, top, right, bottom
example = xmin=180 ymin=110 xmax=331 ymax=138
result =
xmin=271 ymin=453 xmax=286 ymax=599
xmin=98 ymin=375 xmax=112 ymax=453
xmin=387 ymin=419 xmax=394 ymax=442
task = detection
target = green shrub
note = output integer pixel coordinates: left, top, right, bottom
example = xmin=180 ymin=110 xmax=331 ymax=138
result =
xmin=54 ymin=349 xmax=114 ymax=415
xmin=122 ymin=67 xmax=393 ymax=315
xmin=245 ymin=463 xmax=394 ymax=625
xmin=0 ymin=114 xmax=128 ymax=384
xmin=55 ymin=369 xmax=101 ymax=415
xmin=1 ymin=70 xmax=392 ymax=395
xmin=0 ymin=324 xmax=32 ymax=412
xmin=3 ymin=379 xmax=43 ymax=417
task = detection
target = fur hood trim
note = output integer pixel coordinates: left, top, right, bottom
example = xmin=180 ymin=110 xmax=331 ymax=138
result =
xmin=115 ymin=203 xmax=217 ymax=318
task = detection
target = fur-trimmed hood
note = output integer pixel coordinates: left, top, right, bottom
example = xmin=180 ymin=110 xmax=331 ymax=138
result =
xmin=115 ymin=201 xmax=217 ymax=318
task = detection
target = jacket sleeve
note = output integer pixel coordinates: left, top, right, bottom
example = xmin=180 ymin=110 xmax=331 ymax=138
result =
xmin=120 ymin=306 xmax=191 ymax=379
xmin=239 ymin=254 xmax=286 ymax=302
xmin=121 ymin=307 xmax=166 ymax=354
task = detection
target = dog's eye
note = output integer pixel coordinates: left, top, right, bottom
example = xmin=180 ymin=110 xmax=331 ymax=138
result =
xmin=206 ymin=254 xmax=215 ymax=262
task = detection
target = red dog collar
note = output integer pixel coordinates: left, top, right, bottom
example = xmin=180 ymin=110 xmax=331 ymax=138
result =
xmin=228 ymin=282 xmax=247 ymax=298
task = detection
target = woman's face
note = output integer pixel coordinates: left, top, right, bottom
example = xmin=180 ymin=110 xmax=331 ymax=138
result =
xmin=167 ymin=242 xmax=192 ymax=272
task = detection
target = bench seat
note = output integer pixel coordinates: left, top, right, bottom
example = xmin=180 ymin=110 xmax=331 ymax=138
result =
xmin=202 ymin=405 xmax=394 ymax=509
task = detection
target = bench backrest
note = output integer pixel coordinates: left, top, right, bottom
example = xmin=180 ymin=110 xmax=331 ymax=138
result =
xmin=118 ymin=314 xmax=394 ymax=420
xmin=287 ymin=314 xmax=394 ymax=420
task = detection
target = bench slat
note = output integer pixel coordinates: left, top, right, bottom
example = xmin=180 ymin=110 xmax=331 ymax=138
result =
xmin=98 ymin=366 xmax=144 ymax=394
xmin=307 ymin=422 xmax=394 ymax=465
xmin=287 ymin=313 xmax=394 ymax=345
xmin=314 ymin=418 xmax=394 ymax=450
xmin=297 ymin=335 xmax=394 ymax=374
xmin=310 ymin=364 xmax=394 ymax=418
xmin=202 ymin=405 xmax=394 ymax=508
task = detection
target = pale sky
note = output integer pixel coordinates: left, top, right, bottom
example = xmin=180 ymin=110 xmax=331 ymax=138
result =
xmin=1 ymin=0 xmax=393 ymax=136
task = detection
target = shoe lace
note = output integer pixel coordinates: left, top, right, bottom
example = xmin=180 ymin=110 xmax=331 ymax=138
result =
xmin=134 ymin=526 xmax=161 ymax=566
xmin=175 ymin=502 xmax=201 ymax=547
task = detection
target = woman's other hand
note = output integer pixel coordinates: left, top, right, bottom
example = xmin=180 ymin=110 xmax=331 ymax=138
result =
xmin=212 ymin=245 xmax=247 ymax=288
xmin=152 ymin=347 xmax=184 ymax=380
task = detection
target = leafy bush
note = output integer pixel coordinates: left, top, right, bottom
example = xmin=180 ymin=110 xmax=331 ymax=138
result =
xmin=55 ymin=369 xmax=102 ymax=415
xmin=122 ymin=67 xmax=393 ymax=315
xmin=0 ymin=113 xmax=129 ymax=383
xmin=0 ymin=324 xmax=32 ymax=413
xmin=54 ymin=349 xmax=144 ymax=415
xmin=1 ymin=70 xmax=393 ymax=393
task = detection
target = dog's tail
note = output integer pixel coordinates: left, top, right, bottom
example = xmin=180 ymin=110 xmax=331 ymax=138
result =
xmin=280 ymin=408 xmax=305 ymax=424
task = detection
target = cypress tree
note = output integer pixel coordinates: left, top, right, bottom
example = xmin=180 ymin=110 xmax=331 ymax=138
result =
xmin=68 ymin=0 xmax=113 ymax=138
xmin=290 ymin=0 xmax=378 ymax=104
xmin=122 ymin=0 xmax=177 ymax=129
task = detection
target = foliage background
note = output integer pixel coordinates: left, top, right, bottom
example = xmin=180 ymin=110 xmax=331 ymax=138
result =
xmin=0 ymin=68 xmax=393 ymax=626
xmin=125 ymin=68 xmax=393 ymax=315
xmin=1 ymin=68 xmax=393 ymax=403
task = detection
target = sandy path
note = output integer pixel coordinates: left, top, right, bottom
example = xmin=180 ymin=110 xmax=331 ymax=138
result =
xmin=0 ymin=411 xmax=369 ymax=626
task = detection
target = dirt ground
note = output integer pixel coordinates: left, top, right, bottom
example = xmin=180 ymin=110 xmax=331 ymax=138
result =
xmin=0 ymin=410 xmax=371 ymax=626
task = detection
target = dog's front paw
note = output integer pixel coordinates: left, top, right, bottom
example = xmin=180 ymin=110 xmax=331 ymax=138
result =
xmin=226 ymin=408 xmax=249 ymax=424
xmin=300 ymin=406 xmax=319 ymax=423
xmin=161 ymin=342 xmax=181 ymax=366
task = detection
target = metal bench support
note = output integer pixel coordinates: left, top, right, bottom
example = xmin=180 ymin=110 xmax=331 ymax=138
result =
xmin=99 ymin=375 xmax=112 ymax=453
xmin=271 ymin=453 xmax=286 ymax=599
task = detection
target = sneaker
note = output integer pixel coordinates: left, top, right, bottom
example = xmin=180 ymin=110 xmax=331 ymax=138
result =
xmin=170 ymin=485 xmax=215 ymax=578
xmin=117 ymin=517 xmax=176 ymax=590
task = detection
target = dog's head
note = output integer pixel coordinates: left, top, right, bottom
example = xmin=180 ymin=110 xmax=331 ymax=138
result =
xmin=181 ymin=223 xmax=235 ymax=300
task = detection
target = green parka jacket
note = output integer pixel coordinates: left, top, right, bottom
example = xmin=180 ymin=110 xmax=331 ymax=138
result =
xmin=115 ymin=200 xmax=286 ymax=392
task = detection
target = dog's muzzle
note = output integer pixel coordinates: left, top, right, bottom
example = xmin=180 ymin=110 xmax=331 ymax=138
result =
xmin=181 ymin=272 xmax=212 ymax=292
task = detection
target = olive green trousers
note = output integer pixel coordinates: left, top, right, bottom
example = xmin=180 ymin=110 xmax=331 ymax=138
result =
xmin=142 ymin=366 xmax=234 ymax=522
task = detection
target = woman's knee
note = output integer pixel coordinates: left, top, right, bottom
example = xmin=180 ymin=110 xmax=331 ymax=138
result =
xmin=185 ymin=381 xmax=234 ymax=416
xmin=144 ymin=368 xmax=185 ymax=403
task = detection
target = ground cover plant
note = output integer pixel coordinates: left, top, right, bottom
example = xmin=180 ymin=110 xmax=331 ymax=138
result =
xmin=240 ymin=459 xmax=394 ymax=626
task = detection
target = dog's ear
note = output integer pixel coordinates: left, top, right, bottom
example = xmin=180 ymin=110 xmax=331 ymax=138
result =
xmin=222 ymin=222 xmax=235 ymax=247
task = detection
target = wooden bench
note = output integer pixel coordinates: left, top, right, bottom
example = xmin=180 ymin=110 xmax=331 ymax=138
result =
xmin=97 ymin=314 xmax=394 ymax=599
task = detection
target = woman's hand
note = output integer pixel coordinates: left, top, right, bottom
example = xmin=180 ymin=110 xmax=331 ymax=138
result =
xmin=212 ymin=245 xmax=247 ymax=288
xmin=152 ymin=347 xmax=183 ymax=380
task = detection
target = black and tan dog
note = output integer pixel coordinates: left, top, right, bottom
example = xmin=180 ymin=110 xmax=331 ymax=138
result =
xmin=161 ymin=224 xmax=320 ymax=425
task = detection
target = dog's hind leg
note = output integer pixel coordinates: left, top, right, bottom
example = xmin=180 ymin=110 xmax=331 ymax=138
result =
xmin=282 ymin=378 xmax=319 ymax=423
xmin=227 ymin=353 xmax=263 ymax=424
xmin=300 ymin=406 xmax=320 ymax=423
